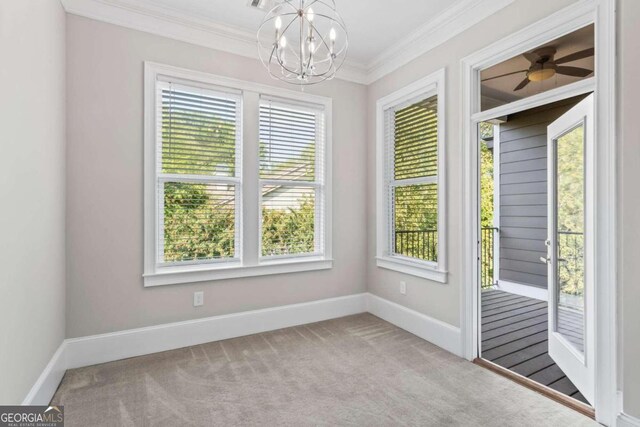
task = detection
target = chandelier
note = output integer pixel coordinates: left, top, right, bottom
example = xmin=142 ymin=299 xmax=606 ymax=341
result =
xmin=257 ymin=0 xmax=348 ymax=85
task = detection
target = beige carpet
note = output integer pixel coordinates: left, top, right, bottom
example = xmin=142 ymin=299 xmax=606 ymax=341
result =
xmin=52 ymin=314 xmax=596 ymax=426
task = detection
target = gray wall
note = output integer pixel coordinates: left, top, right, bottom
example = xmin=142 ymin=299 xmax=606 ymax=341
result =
xmin=366 ymin=0 xmax=578 ymax=327
xmin=498 ymin=101 xmax=577 ymax=288
xmin=65 ymin=16 xmax=368 ymax=338
xmin=618 ymin=0 xmax=640 ymax=418
xmin=0 ymin=0 xmax=66 ymax=404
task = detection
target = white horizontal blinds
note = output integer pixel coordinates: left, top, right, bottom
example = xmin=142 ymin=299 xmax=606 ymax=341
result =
xmin=260 ymin=102 xmax=316 ymax=181
xmin=157 ymin=80 xmax=241 ymax=265
xmin=260 ymin=99 xmax=324 ymax=257
xmin=394 ymin=96 xmax=438 ymax=180
xmin=387 ymin=94 xmax=439 ymax=262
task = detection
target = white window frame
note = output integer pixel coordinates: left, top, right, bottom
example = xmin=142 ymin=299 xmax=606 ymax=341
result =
xmin=144 ymin=62 xmax=332 ymax=287
xmin=258 ymin=96 xmax=327 ymax=262
xmin=375 ymin=68 xmax=447 ymax=283
xmin=155 ymin=80 xmax=244 ymax=269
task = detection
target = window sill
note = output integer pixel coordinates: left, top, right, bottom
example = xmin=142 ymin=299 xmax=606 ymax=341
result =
xmin=376 ymin=256 xmax=448 ymax=283
xmin=144 ymin=257 xmax=333 ymax=287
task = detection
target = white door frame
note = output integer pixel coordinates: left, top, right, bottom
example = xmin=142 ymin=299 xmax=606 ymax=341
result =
xmin=460 ymin=0 xmax=617 ymax=424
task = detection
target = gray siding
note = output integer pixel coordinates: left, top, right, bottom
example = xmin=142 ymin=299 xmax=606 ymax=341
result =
xmin=498 ymin=100 xmax=580 ymax=289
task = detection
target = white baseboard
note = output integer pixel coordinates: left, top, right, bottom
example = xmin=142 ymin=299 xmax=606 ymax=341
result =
xmin=22 ymin=342 xmax=67 ymax=405
xmin=618 ymin=413 xmax=640 ymax=427
xmin=496 ymin=280 xmax=547 ymax=301
xmin=65 ymin=293 xmax=367 ymax=369
xmin=25 ymin=292 xmax=468 ymax=404
xmin=366 ymin=293 xmax=462 ymax=357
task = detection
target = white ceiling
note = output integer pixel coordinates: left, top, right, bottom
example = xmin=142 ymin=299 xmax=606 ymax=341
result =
xmin=134 ymin=0 xmax=458 ymax=63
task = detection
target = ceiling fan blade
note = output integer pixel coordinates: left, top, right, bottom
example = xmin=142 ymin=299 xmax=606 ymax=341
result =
xmin=481 ymin=69 xmax=528 ymax=82
xmin=555 ymin=48 xmax=595 ymax=64
xmin=514 ymin=77 xmax=530 ymax=91
xmin=556 ymin=66 xmax=593 ymax=77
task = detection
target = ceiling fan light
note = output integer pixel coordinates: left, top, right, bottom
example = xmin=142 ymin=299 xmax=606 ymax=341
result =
xmin=528 ymin=68 xmax=556 ymax=82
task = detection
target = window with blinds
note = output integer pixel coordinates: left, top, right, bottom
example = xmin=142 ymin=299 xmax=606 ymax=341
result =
xmin=157 ymin=81 xmax=241 ymax=265
xmin=386 ymin=94 xmax=439 ymax=262
xmin=259 ymin=99 xmax=325 ymax=258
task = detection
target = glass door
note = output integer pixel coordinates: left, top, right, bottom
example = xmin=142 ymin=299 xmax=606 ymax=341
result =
xmin=546 ymin=94 xmax=595 ymax=405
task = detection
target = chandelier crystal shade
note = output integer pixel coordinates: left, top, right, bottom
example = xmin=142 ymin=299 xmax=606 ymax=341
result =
xmin=257 ymin=0 xmax=348 ymax=85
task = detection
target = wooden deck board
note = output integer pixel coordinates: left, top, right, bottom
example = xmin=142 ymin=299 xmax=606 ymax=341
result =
xmin=480 ymin=290 xmax=588 ymax=405
xmin=482 ymin=331 xmax=549 ymax=359
xmin=482 ymin=299 xmax=544 ymax=318
xmin=481 ymin=316 xmax=547 ymax=340
xmin=529 ymin=364 xmax=571 ymax=386
xmin=482 ymin=295 xmax=531 ymax=310
xmin=481 ymin=307 xmax=548 ymax=331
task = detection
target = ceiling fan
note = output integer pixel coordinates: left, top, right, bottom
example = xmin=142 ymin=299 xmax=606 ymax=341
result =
xmin=482 ymin=46 xmax=594 ymax=91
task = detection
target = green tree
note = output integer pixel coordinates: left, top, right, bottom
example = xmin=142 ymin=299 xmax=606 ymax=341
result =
xmin=261 ymin=195 xmax=315 ymax=256
xmin=556 ymin=126 xmax=585 ymax=296
xmin=480 ymin=139 xmax=494 ymax=228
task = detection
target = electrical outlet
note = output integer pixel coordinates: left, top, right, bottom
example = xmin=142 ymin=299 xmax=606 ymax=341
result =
xmin=400 ymin=281 xmax=407 ymax=295
xmin=193 ymin=291 xmax=204 ymax=307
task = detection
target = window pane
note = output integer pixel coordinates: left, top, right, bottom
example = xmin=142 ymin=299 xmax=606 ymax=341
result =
xmin=394 ymin=95 xmax=438 ymax=180
xmin=161 ymin=87 xmax=237 ymax=176
xmin=480 ymin=24 xmax=594 ymax=112
xmin=260 ymin=103 xmax=316 ymax=181
xmin=555 ymin=124 xmax=585 ymax=353
xmin=393 ymin=183 xmax=438 ymax=261
xmin=162 ymin=182 xmax=236 ymax=262
xmin=262 ymin=186 xmax=315 ymax=256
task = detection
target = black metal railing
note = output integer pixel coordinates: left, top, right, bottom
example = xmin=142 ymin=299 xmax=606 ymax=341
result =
xmin=395 ymin=230 xmax=437 ymax=261
xmin=481 ymin=227 xmax=498 ymax=289
xmin=394 ymin=227 xmax=497 ymax=288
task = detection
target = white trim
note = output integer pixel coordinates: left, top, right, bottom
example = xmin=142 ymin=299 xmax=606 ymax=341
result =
xmin=144 ymin=62 xmax=333 ymax=287
xmin=473 ymin=78 xmax=596 ymax=124
xmin=21 ymin=342 xmax=67 ymax=405
xmin=460 ymin=1 xmax=617 ymax=423
xmin=366 ymin=293 xmax=462 ymax=357
xmin=59 ymin=0 xmax=515 ymax=85
xmin=22 ymin=294 xmax=366 ymax=403
xmin=375 ymin=68 xmax=447 ymax=283
xmin=60 ymin=0 xmax=366 ymax=83
xmin=618 ymin=413 xmax=640 ymax=427
xmin=144 ymin=258 xmax=333 ymax=287
xmin=145 ymin=62 xmax=333 ymax=106
xmin=64 ymin=293 xmax=367 ymax=369
xmin=376 ymin=257 xmax=448 ymax=283
xmin=496 ymin=280 xmax=547 ymax=301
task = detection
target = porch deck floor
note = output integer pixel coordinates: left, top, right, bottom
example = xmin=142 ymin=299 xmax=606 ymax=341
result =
xmin=480 ymin=289 xmax=588 ymax=405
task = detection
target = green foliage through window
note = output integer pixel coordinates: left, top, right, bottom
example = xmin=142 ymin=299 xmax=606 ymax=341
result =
xmin=390 ymin=95 xmax=439 ymax=262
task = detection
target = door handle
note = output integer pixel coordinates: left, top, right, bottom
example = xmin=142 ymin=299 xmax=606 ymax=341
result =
xmin=540 ymin=256 xmax=551 ymax=264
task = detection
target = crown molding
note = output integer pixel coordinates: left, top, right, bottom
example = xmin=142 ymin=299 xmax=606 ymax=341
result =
xmin=60 ymin=0 xmax=370 ymax=84
xmin=362 ymin=0 xmax=516 ymax=84
xmin=61 ymin=0 xmax=515 ymax=86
